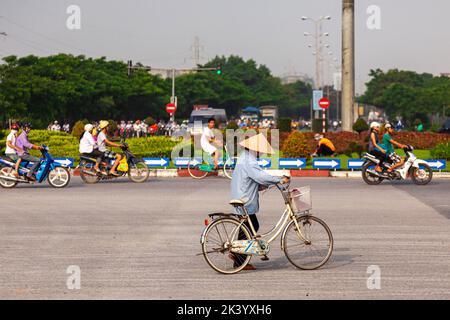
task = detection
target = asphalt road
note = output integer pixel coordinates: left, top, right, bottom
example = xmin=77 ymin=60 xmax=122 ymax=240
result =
xmin=0 ymin=176 xmax=449 ymax=299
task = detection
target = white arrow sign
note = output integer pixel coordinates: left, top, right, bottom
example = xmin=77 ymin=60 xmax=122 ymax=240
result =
xmin=144 ymin=158 xmax=169 ymax=166
xmin=348 ymin=160 xmax=364 ymax=167
xmin=280 ymin=159 xmax=305 ymax=167
xmin=258 ymin=159 xmax=271 ymax=167
xmin=426 ymin=160 xmax=445 ymax=169
xmin=315 ymin=160 xmax=339 ymax=168
xmin=54 ymin=158 xmax=73 ymax=167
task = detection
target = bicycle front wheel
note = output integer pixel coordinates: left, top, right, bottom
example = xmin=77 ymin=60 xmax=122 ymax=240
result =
xmin=282 ymin=215 xmax=333 ymax=270
xmin=202 ymin=218 xmax=252 ymax=274
xmin=187 ymin=160 xmax=208 ymax=179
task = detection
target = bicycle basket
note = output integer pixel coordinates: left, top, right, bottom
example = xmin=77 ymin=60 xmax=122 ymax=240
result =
xmin=289 ymin=186 xmax=312 ymax=213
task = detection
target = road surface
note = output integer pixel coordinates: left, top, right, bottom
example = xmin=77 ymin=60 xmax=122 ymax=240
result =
xmin=0 ymin=177 xmax=449 ymax=299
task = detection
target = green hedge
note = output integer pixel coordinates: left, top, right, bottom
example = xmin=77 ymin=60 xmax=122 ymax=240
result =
xmin=0 ymin=130 xmax=180 ymax=160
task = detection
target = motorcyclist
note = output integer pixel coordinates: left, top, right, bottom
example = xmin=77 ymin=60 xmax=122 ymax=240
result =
xmin=382 ymin=123 xmax=407 ymax=174
xmin=79 ymin=124 xmax=104 ymax=173
xmin=15 ymin=123 xmax=44 ymax=181
xmin=368 ymin=122 xmax=386 ymax=174
xmin=97 ymin=120 xmax=124 ymax=176
xmin=4 ymin=123 xmax=23 ymax=177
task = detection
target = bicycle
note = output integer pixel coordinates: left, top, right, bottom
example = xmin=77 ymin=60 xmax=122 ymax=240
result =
xmin=187 ymin=144 xmax=237 ymax=180
xmin=200 ymin=180 xmax=333 ymax=274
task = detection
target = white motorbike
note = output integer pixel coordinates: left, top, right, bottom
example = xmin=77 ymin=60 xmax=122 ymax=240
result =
xmin=361 ymin=145 xmax=433 ymax=185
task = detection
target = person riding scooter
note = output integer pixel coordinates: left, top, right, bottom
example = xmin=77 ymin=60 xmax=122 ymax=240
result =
xmin=381 ymin=123 xmax=407 ymax=175
xmin=96 ymin=120 xmax=124 ymax=176
xmin=368 ymin=122 xmax=387 ymax=174
xmin=4 ymin=123 xmax=23 ymax=177
xmin=15 ymin=123 xmax=44 ymax=181
xmin=79 ymin=124 xmax=104 ymax=173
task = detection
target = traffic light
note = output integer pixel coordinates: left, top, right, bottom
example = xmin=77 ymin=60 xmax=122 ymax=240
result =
xmin=216 ymin=65 xmax=222 ymax=75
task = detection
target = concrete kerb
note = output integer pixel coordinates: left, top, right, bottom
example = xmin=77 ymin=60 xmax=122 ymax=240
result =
xmin=69 ymin=168 xmax=450 ymax=178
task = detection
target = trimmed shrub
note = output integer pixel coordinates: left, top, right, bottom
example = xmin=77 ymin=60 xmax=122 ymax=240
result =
xmin=277 ymin=118 xmax=292 ymax=133
xmin=281 ymin=131 xmax=311 ymax=159
xmin=353 ymin=118 xmax=369 ymax=134
xmin=71 ymin=120 xmax=89 ymax=138
xmin=431 ymin=142 xmax=450 ymax=160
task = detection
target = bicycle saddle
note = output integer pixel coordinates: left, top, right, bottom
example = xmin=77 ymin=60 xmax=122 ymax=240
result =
xmin=229 ymin=198 xmax=249 ymax=207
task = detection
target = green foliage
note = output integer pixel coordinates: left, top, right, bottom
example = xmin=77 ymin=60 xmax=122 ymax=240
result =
xmin=144 ymin=116 xmax=155 ymax=125
xmin=277 ymin=118 xmax=292 ymax=133
xmin=281 ymin=131 xmax=311 ymax=159
xmin=359 ymin=69 xmax=450 ymax=125
xmin=226 ymin=120 xmax=239 ymax=130
xmin=430 ymin=142 xmax=450 ymax=160
xmin=353 ymin=118 xmax=369 ymax=134
xmin=0 ymin=130 xmax=180 ymax=161
xmin=108 ymin=119 xmax=118 ymax=135
xmin=72 ymin=120 xmax=89 ymax=138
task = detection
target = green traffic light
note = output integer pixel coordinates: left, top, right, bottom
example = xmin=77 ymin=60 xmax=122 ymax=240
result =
xmin=216 ymin=69 xmax=222 ymax=75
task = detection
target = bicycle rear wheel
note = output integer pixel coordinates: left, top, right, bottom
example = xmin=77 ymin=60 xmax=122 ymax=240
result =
xmin=282 ymin=215 xmax=333 ymax=270
xmin=202 ymin=218 xmax=252 ymax=274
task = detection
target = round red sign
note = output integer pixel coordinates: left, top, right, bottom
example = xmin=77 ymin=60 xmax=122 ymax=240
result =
xmin=318 ymin=98 xmax=330 ymax=109
xmin=166 ymin=103 xmax=177 ymax=114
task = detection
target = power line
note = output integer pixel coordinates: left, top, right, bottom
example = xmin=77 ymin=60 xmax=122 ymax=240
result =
xmin=0 ymin=16 xmax=94 ymax=56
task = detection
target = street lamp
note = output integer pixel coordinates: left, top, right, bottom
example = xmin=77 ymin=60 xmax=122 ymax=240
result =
xmin=300 ymin=15 xmax=332 ymax=89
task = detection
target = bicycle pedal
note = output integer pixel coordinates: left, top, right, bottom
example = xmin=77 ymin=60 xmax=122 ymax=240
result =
xmin=261 ymin=255 xmax=270 ymax=261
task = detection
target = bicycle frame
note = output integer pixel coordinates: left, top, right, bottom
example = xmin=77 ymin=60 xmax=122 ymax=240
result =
xmin=229 ymin=185 xmax=310 ymax=247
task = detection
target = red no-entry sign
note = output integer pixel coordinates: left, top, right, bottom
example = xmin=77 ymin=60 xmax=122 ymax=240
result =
xmin=318 ymin=98 xmax=330 ymax=109
xmin=166 ymin=103 xmax=177 ymax=114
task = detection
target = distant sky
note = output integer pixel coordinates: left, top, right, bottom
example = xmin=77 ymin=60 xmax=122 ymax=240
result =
xmin=1 ymin=0 xmax=449 ymax=94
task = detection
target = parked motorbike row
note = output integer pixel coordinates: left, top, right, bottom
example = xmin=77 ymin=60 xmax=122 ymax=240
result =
xmin=0 ymin=143 xmax=150 ymax=189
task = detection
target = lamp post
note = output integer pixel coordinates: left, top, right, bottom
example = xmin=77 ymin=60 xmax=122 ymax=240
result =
xmin=342 ymin=0 xmax=355 ymax=131
xmin=301 ymin=15 xmax=331 ymax=89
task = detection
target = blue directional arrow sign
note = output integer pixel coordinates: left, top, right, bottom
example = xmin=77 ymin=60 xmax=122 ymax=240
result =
xmin=279 ymin=158 xmax=306 ymax=169
xmin=313 ymin=158 xmax=341 ymax=169
xmin=257 ymin=158 xmax=271 ymax=168
xmin=143 ymin=157 xmax=169 ymax=167
xmin=54 ymin=157 xmax=74 ymax=167
xmin=425 ymin=159 xmax=446 ymax=170
xmin=347 ymin=159 xmax=365 ymax=170
xmin=173 ymin=157 xmax=193 ymax=167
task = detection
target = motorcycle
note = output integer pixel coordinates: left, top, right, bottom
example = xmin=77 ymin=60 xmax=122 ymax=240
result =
xmin=78 ymin=143 xmax=150 ymax=184
xmin=0 ymin=146 xmax=71 ymax=189
xmin=361 ymin=145 xmax=433 ymax=185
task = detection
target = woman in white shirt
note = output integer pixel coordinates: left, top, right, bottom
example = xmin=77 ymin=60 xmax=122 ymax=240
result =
xmin=79 ymin=124 xmax=104 ymax=173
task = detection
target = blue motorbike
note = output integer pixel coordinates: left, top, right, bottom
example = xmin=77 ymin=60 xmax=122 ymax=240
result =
xmin=0 ymin=145 xmax=71 ymax=189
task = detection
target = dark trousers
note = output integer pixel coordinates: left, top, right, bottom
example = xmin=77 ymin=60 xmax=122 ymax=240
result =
xmin=317 ymin=144 xmax=334 ymax=156
xmin=369 ymin=149 xmax=386 ymax=167
xmin=234 ymin=214 xmax=260 ymax=267
xmin=19 ymin=154 xmax=40 ymax=176
xmin=82 ymin=150 xmax=104 ymax=164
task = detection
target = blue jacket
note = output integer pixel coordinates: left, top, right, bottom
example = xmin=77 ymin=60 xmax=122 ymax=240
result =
xmin=231 ymin=150 xmax=281 ymax=215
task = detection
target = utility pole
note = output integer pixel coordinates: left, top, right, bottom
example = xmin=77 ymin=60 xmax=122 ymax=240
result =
xmin=342 ymin=0 xmax=355 ymax=131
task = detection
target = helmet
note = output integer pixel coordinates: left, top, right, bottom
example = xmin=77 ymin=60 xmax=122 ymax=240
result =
xmin=84 ymin=124 xmax=94 ymax=132
xmin=99 ymin=120 xmax=109 ymax=130
xmin=370 ymin=122 xmax=380 ymax=129
xmin=22 ymin=122 xmax=32 ymax=129
xmin=385 ymin=123 xmax=392 ymax=129
xmin=314 ymin=133 xmax=323 ymax=140
xmin=10 ymin=123 xmax=20 ymax=131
